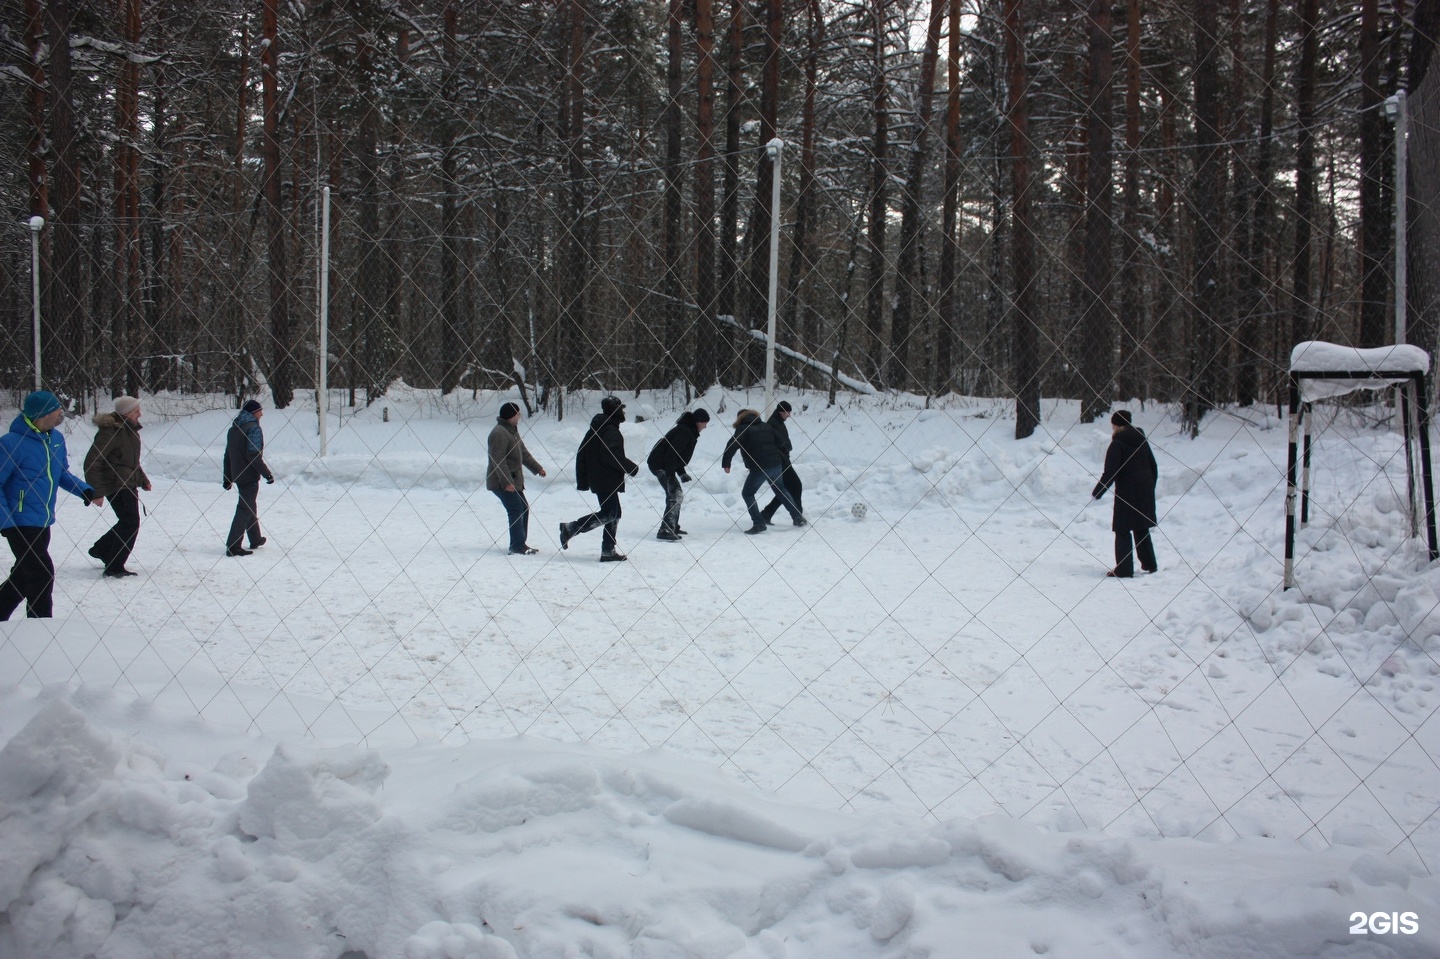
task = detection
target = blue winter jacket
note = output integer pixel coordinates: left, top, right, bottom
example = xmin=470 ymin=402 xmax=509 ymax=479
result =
xmin=0 ymin=413 xmax=93 ymax=530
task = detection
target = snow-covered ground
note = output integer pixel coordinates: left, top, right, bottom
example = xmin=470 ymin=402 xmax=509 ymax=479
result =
xmin=2 ymin=387 xmax=1438 ymax=958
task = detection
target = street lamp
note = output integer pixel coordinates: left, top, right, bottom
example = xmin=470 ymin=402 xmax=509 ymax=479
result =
xmin=27 ymin=215 xmax=43 ymax=390
xmin=1386 ymin=91 xmax=1407 ymax=345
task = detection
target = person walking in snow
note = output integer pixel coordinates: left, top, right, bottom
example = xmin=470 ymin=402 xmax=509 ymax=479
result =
xmin=757 ymin=400 xmax=803 ymax=526
xmin=721 ymin=409 xmax=804 ymax=534
xmin=0 ymin=390 xmax=103 ymax=619
xmin=560 ymin=396 xmax=639 ymax=562
xmin=83 ymin=395 xmax=152 ymax=578
xmin=646 ymin=408 xmax=710 ymax=541
xmin=487 ymin=401 xmax=547 ymax=555
xmin=222 ymin=399 xmax=274 ymax=557
xmin=1092 ymin=409 xmax=1159 ymax=578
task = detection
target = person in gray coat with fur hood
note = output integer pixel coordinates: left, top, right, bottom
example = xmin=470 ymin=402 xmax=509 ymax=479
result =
xmin=84 ymin=395 xmax=151 ymax=577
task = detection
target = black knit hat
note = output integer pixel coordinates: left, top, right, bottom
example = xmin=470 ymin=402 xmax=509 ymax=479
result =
xmin=691 ymin=408 xmax=710 ymax=423
xmin=776 ymin=401 xmax=793 ymax=414
xmin=601 ymin=396 xmax=625 ymax=416
xmin=242 ymin=399 xmax=262 ymax=413
xmin=499 ymin=402 xmax=520 ymax=420
xmin=1111 ymin=410 xmax=1132 ymax=426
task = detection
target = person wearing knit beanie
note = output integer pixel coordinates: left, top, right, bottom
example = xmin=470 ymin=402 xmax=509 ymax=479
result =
xmin=646 ymin=409 xmax=711 ymax=540
xmin=0 ymin=390 xmax=102 ymax=619
xmin=1092 ymin=410 xmax=1159 ymax=578
xmin=221 ymin=399 xmax=274 ymax=556
xmin=487 ymin=401 xmax=547 ymax=554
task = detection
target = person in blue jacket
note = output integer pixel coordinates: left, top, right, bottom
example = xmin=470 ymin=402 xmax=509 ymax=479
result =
xmin=0 ymin=390 xmax=103 ymax=619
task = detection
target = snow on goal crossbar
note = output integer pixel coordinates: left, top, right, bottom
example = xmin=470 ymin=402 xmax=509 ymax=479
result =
xmin=1284 ymin=341 xmax=1439 ymax=590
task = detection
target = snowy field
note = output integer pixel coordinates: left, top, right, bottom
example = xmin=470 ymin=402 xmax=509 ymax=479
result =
xmin=2 ymin=387 xmax=1439 ymax=957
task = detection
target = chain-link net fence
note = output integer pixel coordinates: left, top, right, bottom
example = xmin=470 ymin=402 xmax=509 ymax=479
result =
xmin=2 ymin=0 xmax=1439 ymax=871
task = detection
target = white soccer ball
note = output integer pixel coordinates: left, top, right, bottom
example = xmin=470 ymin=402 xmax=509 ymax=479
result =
xmin=851 ymin=501 xmax=868 ymax=520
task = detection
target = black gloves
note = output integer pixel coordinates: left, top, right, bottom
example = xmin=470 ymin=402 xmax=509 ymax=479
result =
xmin=82 ymin=488 xmax=97 ymax=505
xmin=223 ymin=481 xmax=233 ymax=491
xmin=265 ymin=475 xmax=275 ymax=485
xmin=680 ymin=472 xmax=692 ymax=483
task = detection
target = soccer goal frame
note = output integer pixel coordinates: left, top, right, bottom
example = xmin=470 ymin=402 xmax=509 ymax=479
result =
xmin=1284 ymin=341 xmax=1438 ymax=590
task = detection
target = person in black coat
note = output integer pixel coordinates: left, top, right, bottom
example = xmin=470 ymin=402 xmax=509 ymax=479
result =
xmin=646 ymin=408 xmax=710 ymax=541
xmin=721 ymin=409 xmax=804 ymax=534
xmin=222 ymin=399 xmax=275 ymax=557
xmin=560 ymin=396 xmax=639 ymax=561
xmin=1092 ymin=409 xmax=1159 ymax=578
xmin=758 ymin=401 xmax=803 ymax=525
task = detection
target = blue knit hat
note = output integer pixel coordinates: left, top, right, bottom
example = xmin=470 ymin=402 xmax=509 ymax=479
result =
xmin=22 ymin=391 xmax=61 ymax=420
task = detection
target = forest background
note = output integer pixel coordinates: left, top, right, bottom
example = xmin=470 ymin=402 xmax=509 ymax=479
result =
xmin=0 ymin=0 xmax=1431 ymax=436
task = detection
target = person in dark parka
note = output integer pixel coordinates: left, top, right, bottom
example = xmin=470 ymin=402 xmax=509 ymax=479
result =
xmin=84 ymin=395 xmax=152 ymax=577
xmin=758 ymin=400 xmax=803 ymax=525
xmin=1092 ymin=409 xmax=1159 ymax=578
xmin=721 ymin=409 xmax=804 ymax=534
xmin=560 ymin=396 xmax=639 ymax=561
xmin=487 ymin=401 xmax=547 ymax=555
xmin=646 ymin=408 xmax=710 ymax=541
xmin=222 ymin=399 xmax=274 ymax=556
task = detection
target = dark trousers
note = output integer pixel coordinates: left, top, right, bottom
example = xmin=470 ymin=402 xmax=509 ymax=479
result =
xmin=570 ymin=491 xmax=621 ymax=554
xmin=1114 ymin=527 xmax=1158 ymax=577
xmin=227 ymin=483 xmax=262 ymax=550
xmin=744 ymin=467 xmax=801 ymax=526
xmin=760 ymin=465 xmax=803 ymax=522
xmin=0 ymin=526 xmax=54 ymax=620
xmin=493 ymin=488 xmax=531 ymax=552
xmin=92 ymin=488 xmax=140 ymax=572
xmin=653 ymin=470 xmax=684 ymax=533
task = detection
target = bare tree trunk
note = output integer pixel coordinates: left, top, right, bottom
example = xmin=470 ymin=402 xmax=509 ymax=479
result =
xmin=781 ymin=0 xmax=822 ymax=388
xmin=262 ymin=0 xmax=293 ymax=407
xmin=741 ymin=0 xmax=782 ymax=386
xmin=561 ymin=0 xmax=589 ymax=399
xmin=864 ymin=0 xmax=890 ymax=387
xmin=889 ymin=0 xmax=946 ymax=391
xmin=1409 ymin=0 xmax=1440 ymax=358
xmin=694 ymin=0 xmax=719 ymax=388
xmin=936 ymin=0 xmax=962 ymax=396
xmin=663 ymin=0 xmax=685 ymax=387
xmin=1006 ymin=0 xmax=1040 ymax=438
xmin=439 ymin=0 xmax=464 ymax=394
xmin=1078 ymin=0 xmax=1115 ymax=423
xmin=1117 ymin=0 xmax=1142 ymax=402
xmin=46 ymin=0 xmax=84 ymax=398
xmin=718 ymin=0 xmax=745 ymax=385
xmin=113 ymin=0 xmax=143 ymax=397
xmin=1359 ymin=0 xmax=1389 ymax=347
xmin=1183 ymin=0 xmax=1223 ymax=435
xmin=24 ymin=0 xmax=47 ymax=221
xmin=1290 ymin=0 xmax=1319 ymax=348
xmin=1236 ymin=0 xmax=1278 ymax=405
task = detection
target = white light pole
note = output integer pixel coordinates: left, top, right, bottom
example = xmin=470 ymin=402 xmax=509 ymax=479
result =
xmin=318 ymin=186 xmax=331 ymax=456
xmin=28 ymin=215 xmax=43 ymax=390
xmin=763 ymin=138 xmax=783 ymax=415
xmin=1386 ymin=91 xmax=1408 ymax=344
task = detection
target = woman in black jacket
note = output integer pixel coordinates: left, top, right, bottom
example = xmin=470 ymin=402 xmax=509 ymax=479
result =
xmin=1092 ymin=410 xmax=1159 ymax=578
xmin=646 ymin=408 xmax=710 ymax=541
xmin=560 ymin=396 xmax=638 ymax=561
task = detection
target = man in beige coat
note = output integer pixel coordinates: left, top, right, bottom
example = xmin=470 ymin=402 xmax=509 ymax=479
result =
xmin=487 ymin=402 xmax=546 ymax=554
